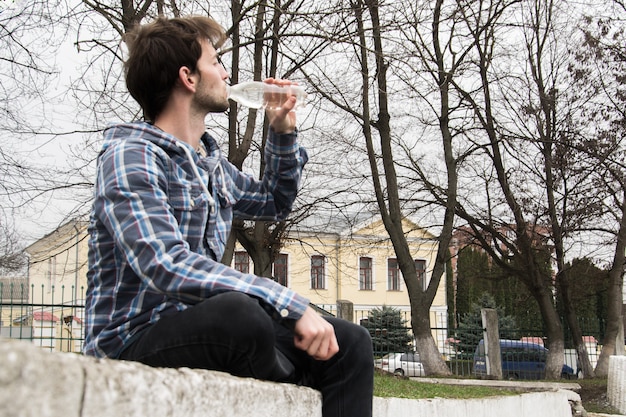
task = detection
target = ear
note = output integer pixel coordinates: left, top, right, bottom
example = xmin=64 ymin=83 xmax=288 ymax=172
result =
xmin=178 ymin=66 xmax=197 ymax=92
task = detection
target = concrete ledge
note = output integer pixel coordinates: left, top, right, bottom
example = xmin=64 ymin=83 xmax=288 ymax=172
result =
xmin=0 ymin=338 xmax=582 ymax=417
xmin=0 ymin=339 xmax=321 ymax=417
xmin=373 ymin=390 xmax=574 ymax=417
xmin=608 ymin=355 xmax=626 ymax=414
xmin=417 ymin=376 xmax=581 ymax=392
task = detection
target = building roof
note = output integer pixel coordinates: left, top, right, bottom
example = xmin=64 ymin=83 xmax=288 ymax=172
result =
xmin=24 ymin=218 xmax=88 ymax=262
xmin=33 ymin=311 xmax=60 ymax=322
xmin=0 ymin=278 xmax=28 ymax=301
xmin=291 ymin=209 xmax=437 ymax=240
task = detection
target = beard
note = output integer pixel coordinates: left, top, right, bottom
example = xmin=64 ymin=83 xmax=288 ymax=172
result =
xmin=194 ymin=77 xmax=230 ymax=113
xmin=194 ymin=92 xmax=229 ymax=113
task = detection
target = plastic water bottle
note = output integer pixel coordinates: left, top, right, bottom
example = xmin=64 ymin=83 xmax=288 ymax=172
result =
xmin=227 ymin=81 xmax=307 ymax=110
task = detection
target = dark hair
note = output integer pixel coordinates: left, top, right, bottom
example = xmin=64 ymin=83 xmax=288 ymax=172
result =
xmin=124 ymin=16 xmax=227 ymax=122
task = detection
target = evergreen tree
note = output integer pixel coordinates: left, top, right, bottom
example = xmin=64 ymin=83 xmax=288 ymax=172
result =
xmin=446 ymin=251 xmax=455 ymax=329
xmin=455 ymin=246 xmax=545 ymax=330
xmin=456 ymin=247 xmax=491 ymax=319
xmin=455 ymin=293 xmax=518 ymax=357
xmin=363 ymin=306 xmax=413 ymax=355
xmin=558 ymin=258 xmax=609 ymax=340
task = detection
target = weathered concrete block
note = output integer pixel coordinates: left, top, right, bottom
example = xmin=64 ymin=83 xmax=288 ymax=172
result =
xmin=0 ymin=339 xmax=84 ymax=417
xmin=0 ymin=338 xmax=322 ymax=417
xmin=608 ymin=355 xmax=626 ymax=414
xmin=373 ymin=391 xmax=573 ymax=417
xmin=81 ymin=359 xmax=322 ymax=417
xmin=0 ymin=337 xmax=584 ymax=417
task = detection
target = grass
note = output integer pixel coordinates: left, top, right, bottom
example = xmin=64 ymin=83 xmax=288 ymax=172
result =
xmin=374 ymin=371 xmax=519 ymax=400
xmin=375 ymin=370 xmax=622 ymax=415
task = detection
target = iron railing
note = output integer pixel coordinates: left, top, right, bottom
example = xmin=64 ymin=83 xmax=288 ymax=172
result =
xmin=0 ymin=282 xmax=85 ymax=353
xmin=0 ymin=283 xmax=607 ymax=377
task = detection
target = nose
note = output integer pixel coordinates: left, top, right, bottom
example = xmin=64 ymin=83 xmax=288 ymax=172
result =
xmin=219 ymin=65 xmax=229 ymax=81
xmin=217 ymin=55 xmax=229 ymax=80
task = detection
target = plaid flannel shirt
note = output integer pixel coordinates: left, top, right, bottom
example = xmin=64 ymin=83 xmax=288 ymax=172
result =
xmin=83 ymin=121 xmax=309 ymax=358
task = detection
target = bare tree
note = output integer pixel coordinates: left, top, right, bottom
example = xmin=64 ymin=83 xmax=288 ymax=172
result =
xmin=448 ymin=0 xmax=574 ymax=379
xmin=225 ymin=0 xmax=329 ymax=276
xmin=339 ymin=0 xmax=454 ymax=375
xmin=370 ymin=0 xmax=574 ymax=378
xmin=381 ymin=0 xmax=527 ymax=375
xmin=0 ymin=1 xmax=70 ymax=225
xmin=514 ymin=0 xmax=616 ymax=378
xmin=0 ymin=215 xmax=27 ymax=274
xmin=568 ymin=6 xmax=626 ymax=376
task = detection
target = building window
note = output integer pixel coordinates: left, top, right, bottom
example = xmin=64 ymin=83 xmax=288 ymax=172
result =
xmin=359 ymin=257 xmax=373 ymax=290
xmin=311 ymin=255 xmax=325 ymax=289
xmin=387 ymin=258 xmax=401 ymax=291
xmin=234 ymin=251 xmax=250 ymax=273
xmin=274 ymin=253 xmax=288 ymax=287
xmin=415 ymin=259 xmax=426 ymax=290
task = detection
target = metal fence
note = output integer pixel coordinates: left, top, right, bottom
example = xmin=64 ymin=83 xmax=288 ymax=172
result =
xmin=0 ymin=282 xmax=606 ymax=378
xmin=0 ymin=282 xmax=85 ymax=353
xmin=318 ymin=304 xmax=605 ymax=378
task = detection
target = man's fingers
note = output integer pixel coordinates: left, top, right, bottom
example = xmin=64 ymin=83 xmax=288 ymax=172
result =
xmin=263 ymin=78 xmax=298 ymax=133
xmin=312 ymin=332 xmax=338 ymax=360
xmin=293 ymin=307 xmax=339 ymax=361
xmin=294 ymin=326 xmax=338 ymax=360
xmin=297 ymin=334 xmax=321 ymax=358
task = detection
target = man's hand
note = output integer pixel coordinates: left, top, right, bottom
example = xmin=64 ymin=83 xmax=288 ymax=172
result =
xmin=264 ymin=78 xmax=298 ymax=134
xmin=293 ymin=306 xmax=339 ymax=361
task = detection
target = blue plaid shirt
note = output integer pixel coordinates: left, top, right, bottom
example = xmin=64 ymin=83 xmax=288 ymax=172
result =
xmin=84 ymin=121 xmax=310 ymax=358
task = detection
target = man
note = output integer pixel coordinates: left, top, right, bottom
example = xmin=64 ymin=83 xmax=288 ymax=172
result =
xmin=83 ymin=15 xmax=373 ymax=417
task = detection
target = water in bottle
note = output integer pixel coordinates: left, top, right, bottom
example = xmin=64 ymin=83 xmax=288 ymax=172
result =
xmin=227 ymin=81 xmax=307 ymax=110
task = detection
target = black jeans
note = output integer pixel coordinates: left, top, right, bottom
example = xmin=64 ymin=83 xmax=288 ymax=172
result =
xmin=119 ymin=292 xmax=373 ymax=417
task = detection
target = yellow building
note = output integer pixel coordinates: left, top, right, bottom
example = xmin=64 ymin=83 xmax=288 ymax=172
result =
xmin=0 ymin=276 xmax=29 ymax=335
xmin=231 ymin=215 xmax=448 ymax=330
xmin=22 ymin=214 xmax=448 ymax=352
xmin=23 ymin=220 xmax=88 ymax=352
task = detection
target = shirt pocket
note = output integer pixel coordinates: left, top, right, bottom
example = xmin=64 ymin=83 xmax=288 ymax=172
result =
xmin=168 ymin=182 xmax=208 ymax=212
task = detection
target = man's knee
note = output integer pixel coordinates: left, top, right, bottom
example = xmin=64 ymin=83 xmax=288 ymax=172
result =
xmin=329 ymin=318 xmax=373 ymax=359
xmin=197 ymin=292 xmax=274 ymax=341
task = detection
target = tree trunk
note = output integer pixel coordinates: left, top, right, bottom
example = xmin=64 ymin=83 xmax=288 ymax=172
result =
xmin=534 ymin=284 xmax=565 ymax=379
xmin=559 ymin=270 xmax=595 ymax=378
xmin=412 ymin=302 xmax=451 ymax=375
xmin=595 ymin=194 xmax=626 ymax=376
xmin=352 ymin=0 xmax=452 ymax=375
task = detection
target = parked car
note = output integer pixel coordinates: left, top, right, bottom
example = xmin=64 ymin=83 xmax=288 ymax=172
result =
xmin=473 ymin=339 xmax=576 ymax=380
xmin=374 ymin=352 xmax=425 ymax=377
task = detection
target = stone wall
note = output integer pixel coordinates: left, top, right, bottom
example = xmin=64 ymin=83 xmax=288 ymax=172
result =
xmin=1 ymin=338 xmax=586 ymax=417
xmin=608 ymin=355 xmax=626 ymax=414
xmin=0 ymin=339 xmax=321 ymax=417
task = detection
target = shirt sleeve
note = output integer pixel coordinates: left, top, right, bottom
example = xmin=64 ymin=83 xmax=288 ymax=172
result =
xmin=93 ymin=139 xmax=309 ymax=322
xmin=227 ymin=128 xmax=309 ymax=220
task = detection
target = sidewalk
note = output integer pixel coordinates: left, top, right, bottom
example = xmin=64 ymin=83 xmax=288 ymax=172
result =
xmin=588 ymin=414 xmax=626 ymax=417
xmin=415 ymin=377 xmax=582 ymax=392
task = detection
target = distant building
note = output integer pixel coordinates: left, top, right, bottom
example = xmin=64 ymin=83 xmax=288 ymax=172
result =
xmin=20 ymin=213 xmax=449 ymax=352
xmin=235 ymin=214 xmax=447 ymax=329
xmin=0 ymin=276 xmax=29 ymax=333
xmin=23 ymin=220 xmax=88 ymax=352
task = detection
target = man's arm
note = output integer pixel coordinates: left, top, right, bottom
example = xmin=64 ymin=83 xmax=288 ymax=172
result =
xmin=229 ymin=78 xmax=308 ymax=221
xmin=94 ymin=140 xmax=309 ymax=321
xmin=253 ymin=80 xmax=340 ymax=360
